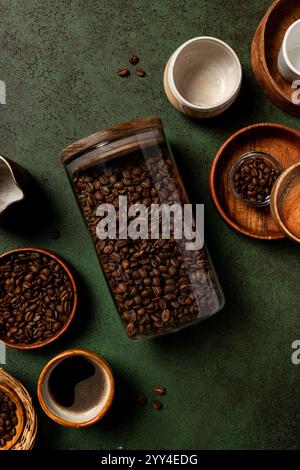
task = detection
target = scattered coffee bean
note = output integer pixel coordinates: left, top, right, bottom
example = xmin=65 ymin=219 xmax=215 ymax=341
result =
xmin=153 ymin=386 xmax=166 ymax=395
xmin=0 ymin=390 xmax=18 ymax=448
xmin=118 ymin=68 xmax=130 ymax=77
xmin=135 ymin=67 xmax=145 ymax=77
xmin=152 ymin=400 xmax=162 ymax=410
xmin=72 ymin=143 xmax=221 ymax=339
xmin=51 ymin=229 xmax=60 ymax=240
xmin=129 ymin=54 xmax=139 ymax=65
xmin=0 ymin=251 xmax=74 ymax=345
xmin=232 ymin=155 xmax=281 ymax=204
xmin=137 ymin=394 xmax=147 ymax=406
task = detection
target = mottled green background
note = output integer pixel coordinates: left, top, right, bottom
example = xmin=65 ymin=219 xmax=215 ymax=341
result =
xmin=0 ymin=0 xmax=299 ymax=450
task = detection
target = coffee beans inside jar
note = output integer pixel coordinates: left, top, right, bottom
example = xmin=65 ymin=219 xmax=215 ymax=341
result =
xmin=0 ymin=389 xmax=18 ymax=448
xmin=231 ymin=153 xmax=282 ymax=205
xmin=0 ymin=250 xmax=74 ymax=346
xmin=71 ymin=132 xmax=223 ymax=339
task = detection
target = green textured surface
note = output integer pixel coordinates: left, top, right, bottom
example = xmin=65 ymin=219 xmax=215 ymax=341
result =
xmin=0 ymin=0 xmax=299 ymax=450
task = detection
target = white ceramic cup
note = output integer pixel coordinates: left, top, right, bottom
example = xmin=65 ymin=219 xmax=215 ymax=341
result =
xmin=278 ymin=19 xmax=300 ymax=83
xmin=163 ymin=37 xmax=242 ymax=119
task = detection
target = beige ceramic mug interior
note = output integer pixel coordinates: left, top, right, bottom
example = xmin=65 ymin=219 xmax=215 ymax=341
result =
xmin=170 ymin=37 xmax=242 ymax=110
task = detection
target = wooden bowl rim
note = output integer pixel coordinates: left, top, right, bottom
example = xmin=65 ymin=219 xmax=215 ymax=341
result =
xmin=0 ymin=247 xmax=78 ymax=350
xmin=37 ymin=348 xmax=115 ymax=428
xmin=0 ymin=383 xmax=25 ymax=451
xmin=209 ymin=122 xmax=300 ymax=240
xmin=270 ymin=162 xmax=300 ymax=243
xmin=252 ymin=0 xmax=296 ymax=103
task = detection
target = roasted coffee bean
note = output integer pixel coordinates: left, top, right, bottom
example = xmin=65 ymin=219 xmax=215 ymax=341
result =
xmin=0 ymin=391 xmax=18 ymax=448
xmin=153 ymin=386 xmax=166 ymax=395
xmin=152 ymin=286 xmax=161 ymax=296
xmin=0 ymin=251 xmax=74 ymax=345
xmin=117 ymin=68 xmax=130 ymax=77
xmin=137 ymin=394 xmax=147 ymax=406
xmin=103 ymin=244 xmax=113 ymax=255
xmin=129 ymin=54 xmax=139 ymax=65
xmin=117 ymin=282 xmax=127 ymax=293
xmin=51 ymin=229 xmax=60 ymax=240
xmin=162 ymin=309 xmax=170 ymax=322
xmin=95 ymin=191 xmax=104 ymax=201
xmin=135 ymin=67 xmax=145 ymax=77
xmin=152 ymin=400 xmax=162 ymax=410
xmin=121 ymin=259 xmax=129 ymax=270
xmin=232 ymin=155 xmax=281 ymax=204
xmin=72 ymin=144 xmax=221 ymax=339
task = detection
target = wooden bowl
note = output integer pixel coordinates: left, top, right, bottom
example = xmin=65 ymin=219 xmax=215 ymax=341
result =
xmin=0 ymin=247 xmax=78 ymax=350
xmin=0 ymin=383 xmax=24 ymax=451
xmin=251 ymin=0 xmax=300 ymax=117
xmin=270 ymin=162 xmax=300 ymax=243
xmin=209 ymin=122 xmax=300 ymax=239
xmin=37 ymin=349 xmax=115 ymax=428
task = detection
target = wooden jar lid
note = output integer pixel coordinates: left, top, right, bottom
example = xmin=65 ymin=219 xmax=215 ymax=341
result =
xmin=60 ymin=117 xmax=163 ymax=164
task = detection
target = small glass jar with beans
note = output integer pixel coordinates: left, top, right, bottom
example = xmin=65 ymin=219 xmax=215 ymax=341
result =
xmin=230 ymin=151 xmax=282 ymax=207
xmin=60 ymin=117 xmax=225 ymax=339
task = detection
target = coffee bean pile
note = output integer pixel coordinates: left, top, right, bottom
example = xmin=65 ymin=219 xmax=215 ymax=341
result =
xmin=117 ymin=53 xmax=146 ymax=77
xmin=232 ymin=155 xmax=281 ymax=204
xmin=0 ymin=390 xmax=18 ymax=447
xmin=73 ymin=144 xmax=222 ymax=339
xmin=137 ymin=386 xmax=166 ymax=410
xmin=0 ymin=251 xmax=74 ymax=345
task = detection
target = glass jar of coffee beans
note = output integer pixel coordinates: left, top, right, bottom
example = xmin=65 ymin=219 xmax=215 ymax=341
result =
xmin=60 ymin=117 xmax=225 ymax=339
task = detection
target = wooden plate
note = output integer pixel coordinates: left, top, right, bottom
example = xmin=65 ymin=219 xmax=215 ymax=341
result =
xmin=209 ymin=123 xmax=300 ymax=239
xmin=0 ymin=384 xmax=24 ymax=450
xmin=251 ymin=0 xmax=300 ymax=117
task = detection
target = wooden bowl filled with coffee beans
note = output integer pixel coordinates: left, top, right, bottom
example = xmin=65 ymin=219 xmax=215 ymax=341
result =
xmin=0 ymin=248 xmax=78 ymax=350
xmin=0 ymin=383 xmax=24 ymax=450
